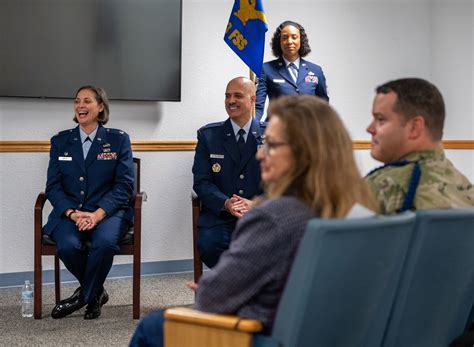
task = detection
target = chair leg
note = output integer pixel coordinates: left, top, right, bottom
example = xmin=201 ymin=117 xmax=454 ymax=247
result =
xmin=193 ymin=251 xmax=203 ymax=284
xmin=54 ymin=255 xmax=61 ymax=304
xmin=192 ymin=202 xmax=203 ymax=283
xmin=34 ymin=252 xmax=42 ymax=319
xmin=133 ymin=249 xmax=141 ymax=319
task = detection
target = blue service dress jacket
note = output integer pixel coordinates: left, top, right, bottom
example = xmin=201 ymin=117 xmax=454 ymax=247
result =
xmin=255 ymin=57 xmax=329 ymax=121
xmin=43 ymin=125 xmax=134 ymax=235
xmin=192 ymin=118 xmax=266 ymax=229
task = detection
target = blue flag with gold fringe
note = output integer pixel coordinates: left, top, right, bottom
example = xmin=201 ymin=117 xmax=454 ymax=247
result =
xmin=224 ymin=0 xmax=268 ymax=77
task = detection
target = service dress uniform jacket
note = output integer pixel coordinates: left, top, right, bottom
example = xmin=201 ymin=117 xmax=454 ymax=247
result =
xmin=192 ymin=118 xmax=266 ymax=267
xmin=43 ymin=125 xmax=134 ymax=303
xmin=193 ymin=118 xmax=265 ymax=229
xmin=255 ymin=57 xmax=329 ymax=121
xmin=44 ymin=125 xmax=134 ymax=234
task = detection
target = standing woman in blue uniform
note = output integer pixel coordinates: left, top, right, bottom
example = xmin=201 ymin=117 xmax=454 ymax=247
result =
xmin=255 ymin=20 xmax=329 ymax=121
xmin=44 ymin=86 xmax=134 ymax=319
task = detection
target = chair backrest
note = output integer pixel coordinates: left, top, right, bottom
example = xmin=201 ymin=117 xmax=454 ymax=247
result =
xmin=271 ymin=213 xmax=416 ymax=347
xmin=382 ymin=209 xmax=474 ymax=347
xmin=133 ymin=157 xmax=140 ymax=194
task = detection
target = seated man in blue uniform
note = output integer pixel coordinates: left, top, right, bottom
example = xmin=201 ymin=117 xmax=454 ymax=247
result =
xmin=255 ymin=20 xmax=329 ymax=122
xmin=192 ymin=76 xmax=266 ymax=268
xmin=44 ymin=85 xmax=134 ymax=320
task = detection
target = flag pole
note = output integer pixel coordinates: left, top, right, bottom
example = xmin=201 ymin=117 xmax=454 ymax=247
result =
xmin=250 ymin=69 xmax=256 ymax=117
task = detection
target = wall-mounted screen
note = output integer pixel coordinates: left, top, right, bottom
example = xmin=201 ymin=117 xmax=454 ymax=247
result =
xmin=0 ymin=0 xmax=182 ymax=101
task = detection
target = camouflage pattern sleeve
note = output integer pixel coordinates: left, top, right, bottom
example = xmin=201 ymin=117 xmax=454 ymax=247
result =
xmin=366 ymin=165 xmax=413 ymax=214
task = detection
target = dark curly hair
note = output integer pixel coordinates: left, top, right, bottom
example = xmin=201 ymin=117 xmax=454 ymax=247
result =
xmin=270 ymin=21 xmax=311 ymax=58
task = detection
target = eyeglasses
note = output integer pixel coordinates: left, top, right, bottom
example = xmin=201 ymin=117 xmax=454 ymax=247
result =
xmin=259 ymin=141 xmax=289 ymax=155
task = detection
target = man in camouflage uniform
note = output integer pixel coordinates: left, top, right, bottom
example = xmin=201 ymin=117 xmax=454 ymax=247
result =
xmin=365 ymin=78 xmax=473 ymax=214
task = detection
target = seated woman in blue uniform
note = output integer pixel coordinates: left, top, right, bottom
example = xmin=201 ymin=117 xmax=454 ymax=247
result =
xmin=44 ymin=85 xmax=134 ymax=320
xmin=256 ymin=20 xmax=329 ymax=122
xmin=129 ymin=95 xmax=376 ymax=346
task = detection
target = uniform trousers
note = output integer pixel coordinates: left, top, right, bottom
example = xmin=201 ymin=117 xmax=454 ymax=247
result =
xmin=129 ymin=310 xmax=165 ymax=347
xmin=198 ymin=222 xmax=234 ymax=268
xmin=51 ymin=215 xmax=129 ymax=303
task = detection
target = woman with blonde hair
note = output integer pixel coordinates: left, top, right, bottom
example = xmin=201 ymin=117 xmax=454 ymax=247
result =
xmin=130 ymin=95 xmax=376 ymax=346
xmin=261 ymin=94 xmax=376 ymax=218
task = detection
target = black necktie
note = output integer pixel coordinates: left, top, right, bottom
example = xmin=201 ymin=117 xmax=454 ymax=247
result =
xmin=83 ymin=136 xmax=92 ymax=159
xmin=237 ymin=129 xmax=246 ymax=157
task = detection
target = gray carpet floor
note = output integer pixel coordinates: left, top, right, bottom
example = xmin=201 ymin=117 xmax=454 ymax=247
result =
xmin=1 ymin=272 xmax=195 ymax=346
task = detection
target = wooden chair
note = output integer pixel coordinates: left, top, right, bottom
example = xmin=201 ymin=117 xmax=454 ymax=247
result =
xmin=164 ymin=213 xmax=417 ymax=347
xmin=164 ymin=307 xmax=263 ymax=347
xmin=191 ymin=195 xmax=203 ymax=283
xmin=34 ymin=157 xmax=145 ymax=319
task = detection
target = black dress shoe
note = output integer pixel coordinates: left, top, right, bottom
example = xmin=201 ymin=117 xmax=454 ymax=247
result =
xmin=51 ymin=287 xmax=85 ymax=319
xmin=57 ymin=286 xmax=81 ymax=305
xmin=84 ymin=288 xmax=109 ymax=320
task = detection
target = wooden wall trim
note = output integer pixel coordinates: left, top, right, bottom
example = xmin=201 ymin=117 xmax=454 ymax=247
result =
xmin=0 ymin=140 xmax=473 ymax=152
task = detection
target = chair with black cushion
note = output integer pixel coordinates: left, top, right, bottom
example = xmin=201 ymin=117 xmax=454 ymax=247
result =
xmin=191 ymin=194 xmax=203 ymax=283
xmin=164 ymin=213 xmax=416 ymax=347
xmin=34 ymin=157 xmax=145 ymax=319
xmin=382 ymin=209 xmax=474 ymax=347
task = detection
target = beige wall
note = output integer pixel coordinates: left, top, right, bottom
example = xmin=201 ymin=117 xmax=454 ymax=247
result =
xmin=0 ymin=0 xmax=472 ymax=276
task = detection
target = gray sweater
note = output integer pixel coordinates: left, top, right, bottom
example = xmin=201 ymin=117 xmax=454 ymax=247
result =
xmin=195 ymin=196 xmax=315 ymax=332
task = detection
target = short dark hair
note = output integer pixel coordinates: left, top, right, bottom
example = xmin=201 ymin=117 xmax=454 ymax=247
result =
xmin=73 ymin=85 xmax=110 ymax=125
xmin=376 ymin=78 xmax=445 ymax=141
xmin=270 ymin=20 xmax=311 ymax=58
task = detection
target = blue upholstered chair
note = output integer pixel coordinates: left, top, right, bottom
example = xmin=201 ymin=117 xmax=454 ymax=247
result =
xmin=164 ymin=213 xmax=416 ymax=347
xmin=382 ymin=209 xmax=474 ymax=347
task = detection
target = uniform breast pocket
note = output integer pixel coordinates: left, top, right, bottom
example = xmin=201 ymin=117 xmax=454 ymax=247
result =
xmin=58 ymin=160 xmax=75 ymax=179
xmin=94 ymin=159 xmax=117 ymax=177
xmin=304 ymin=75 xmax=319 ymax=89
xmin=210 ymin=160 xmax=224 ymax=175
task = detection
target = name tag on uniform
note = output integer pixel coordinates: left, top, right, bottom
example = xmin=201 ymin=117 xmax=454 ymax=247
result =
xmin=58 ymin=156 xmax=72 ymax=161
xmin=273 ymin=79 xmax=285 ymax=83
xmin=210 ymin=154 xmax=224 ymax=159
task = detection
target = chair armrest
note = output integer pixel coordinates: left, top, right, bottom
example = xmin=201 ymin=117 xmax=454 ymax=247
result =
xmin=35 ymin=192 xmax=47 ymax=211
xmin=34 ymin=192 xmax=46 ymax=233
xmin=164 ymin=307 xmax=263 ymax=333
xmin=133 ymin=192 xmax=145 ymax=210
xmin=132 ymin=192 xmax=145 ymax=246
xmin=34 ymin=192 xmax=46 ymax=249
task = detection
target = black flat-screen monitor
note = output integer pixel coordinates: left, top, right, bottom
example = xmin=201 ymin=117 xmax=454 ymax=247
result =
xmin=0 ymin=0 xmax=182 ymax=101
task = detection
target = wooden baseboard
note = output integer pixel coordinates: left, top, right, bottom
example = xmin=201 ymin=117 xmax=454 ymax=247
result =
xmin=0 ymin=140 xmax=473 ymax=152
